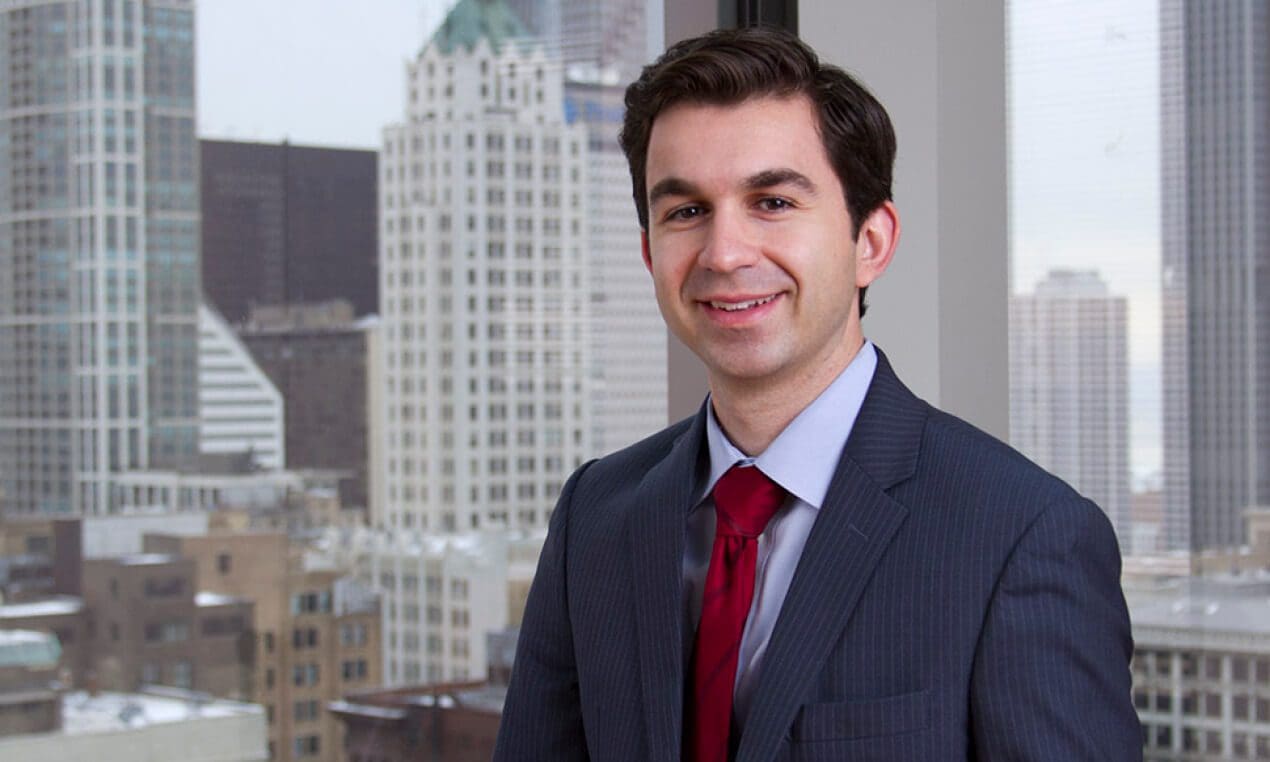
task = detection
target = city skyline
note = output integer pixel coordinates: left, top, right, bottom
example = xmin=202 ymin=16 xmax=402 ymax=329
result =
xmin=198 ymin=1 xmax=1168 ymax=483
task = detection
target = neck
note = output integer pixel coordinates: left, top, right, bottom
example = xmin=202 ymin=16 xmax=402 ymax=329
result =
xmin=710 ymin=337 xmax=865 ymax=456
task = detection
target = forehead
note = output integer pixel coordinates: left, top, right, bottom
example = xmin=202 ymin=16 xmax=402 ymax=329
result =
xmin=645 ymin=95 xmax=830 ymax=188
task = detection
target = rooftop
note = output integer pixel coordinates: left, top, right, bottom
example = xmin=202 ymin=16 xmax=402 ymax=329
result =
xmin=428 ymin=0 xmax=529 ymax=55
xmin=1128 ymin=575 xmax=1270 ymax=637
xmin=0 ymin=629 xmax=60 ymax=668
xmin=195 ymin=591 xmax=248 ymax=608
xmin=0 ymin=596 xmax=83 ymax=620
xmin=60 ymin=688 xmax=261 ymax=735
xmin=114 ymin=553 xmax=179 ymax=567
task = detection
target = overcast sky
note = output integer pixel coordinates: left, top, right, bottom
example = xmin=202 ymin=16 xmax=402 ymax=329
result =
xmin=197 ymin=0 xmax=447 ymax=148
xmin=197 ymin=0 xmax=1163 ymax=480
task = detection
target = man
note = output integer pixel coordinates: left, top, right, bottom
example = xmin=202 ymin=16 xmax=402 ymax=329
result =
xmin=494 ymin=26 xmax=1140 ymax=762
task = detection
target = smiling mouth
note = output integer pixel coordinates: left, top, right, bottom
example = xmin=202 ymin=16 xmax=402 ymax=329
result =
xmin=707 ymin=294 xmax=778 ymax=312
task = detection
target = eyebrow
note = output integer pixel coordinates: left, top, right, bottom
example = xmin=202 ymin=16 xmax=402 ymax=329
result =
xmin=647 ymin=168 xmax=819 ymax=209
xmin=742 ymin=168 xmax=818 ymax=195
xmin=647 ymin=177 xmax=698 ymax=210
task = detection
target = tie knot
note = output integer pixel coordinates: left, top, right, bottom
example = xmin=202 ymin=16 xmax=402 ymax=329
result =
xmin=711 ymin=465 xmax=786 ymax=538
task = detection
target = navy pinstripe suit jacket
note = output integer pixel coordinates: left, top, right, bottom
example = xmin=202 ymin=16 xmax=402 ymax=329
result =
xmin=494 ymin=349 xmax=1141 ymax=761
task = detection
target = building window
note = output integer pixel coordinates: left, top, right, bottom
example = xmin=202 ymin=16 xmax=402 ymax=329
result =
xmin=171 ymin=661 xmax=193 ymax=689
xmin=144 ymin=620 xmax=190 ymax=643
xmin=291 ymin=591 xmax=332 ymax=614
xmin=292 ymin=735 xmax=321 ymax=758
xmin=217 ymin=553 xmax=231 ymax=574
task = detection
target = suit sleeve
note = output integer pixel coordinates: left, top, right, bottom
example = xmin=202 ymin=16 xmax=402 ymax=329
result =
xmin=492 ymin=461 xmax=595 ymax=762
xmin=970 ymin=497 xmax=1142 ymax=761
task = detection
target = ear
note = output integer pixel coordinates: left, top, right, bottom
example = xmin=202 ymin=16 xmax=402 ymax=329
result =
xmin=640 ymin=229 xmax=653 ymax=275
xmin=854 ymin=201 xmax=900 ymax=288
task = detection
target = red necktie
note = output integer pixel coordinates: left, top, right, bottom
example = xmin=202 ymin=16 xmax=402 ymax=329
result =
xmin=686 ymin=464 xmax=787 ymax=762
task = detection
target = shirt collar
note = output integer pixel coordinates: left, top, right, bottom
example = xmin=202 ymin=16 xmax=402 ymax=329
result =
xmin=701 ymin=340 xmax=878 ymax=510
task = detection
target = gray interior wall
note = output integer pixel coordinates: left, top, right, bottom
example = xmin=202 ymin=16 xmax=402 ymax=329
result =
xmin=800 ymin=1 xmax=1009 ymax=438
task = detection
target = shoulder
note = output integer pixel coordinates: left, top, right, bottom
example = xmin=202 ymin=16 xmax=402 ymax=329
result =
xmin=569 ymin=414 xmax=697 ymax=498
xmin=912 ymin=405 xmax=1116 ymax=547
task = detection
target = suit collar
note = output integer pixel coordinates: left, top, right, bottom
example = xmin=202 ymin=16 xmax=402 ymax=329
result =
xmin=628 ymin=405 xmax=707 ymax=762
xmin=737 ymin=346 xmax=928 ymax=761
xmin=843 ymin=345 xmax=927 ymax=489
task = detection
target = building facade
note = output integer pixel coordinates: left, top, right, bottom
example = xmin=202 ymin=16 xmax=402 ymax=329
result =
xmin=1131 ymin=577 xmax=1270 ymax=761
xmin=317 ymin=526 xmax=542 ymax=688
xmin=332 ymin=680 xmax=503 ymax=762
xmin=1160 ymin=0 xmax=1270 ymax=552
xmin=0 ymin=0 xmax=201 ymax=515
xmin=239 ymin=301 xmax=374 ymax=510
xmin=198 ymin=303 xmax=285 ymax=471
xmin=143 ymin=531 xmax=381 ymax=762
xmin=80 ymin=553 xmax=255 ymax=698
xmin=378 ymin=0 xmax=591 ymax=532
xmin=200 ymin=139 xmax=378 ymax=323
xmin=1009 ymin=269 xmax=1132 ymax=552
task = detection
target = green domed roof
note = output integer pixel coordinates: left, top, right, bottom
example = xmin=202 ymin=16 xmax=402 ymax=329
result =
xmin=429 ymin=0 xmax=530 ymax=55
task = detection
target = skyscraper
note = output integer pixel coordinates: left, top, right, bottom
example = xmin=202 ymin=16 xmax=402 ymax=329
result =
xmin=1160 ymin=0 xmax=1270 ymax=552
xmin=0 ymin=0 xmax=200 ymax=515
xmin=488 ymin=0 xmax=667 ymax=457
xmin=1009 ymin=270 xmax=1132 ymax=552
xmin=200 ymin=140 xmax=378 ymax=324
xmin=378 ymin=0 xmax=591 ymax=532
xmin=197 ymin=304 xmax=285 ymax=471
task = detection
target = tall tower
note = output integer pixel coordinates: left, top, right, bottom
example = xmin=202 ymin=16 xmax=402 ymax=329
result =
xmin=1009 ymin=270 xmax=1132 ymax=553
xmin=0 ymin=0 xmax=200 ymax=515
xmin=378 ymin=0 xmax=591 ymax=533
xmin=1160 ymin=0 xmax=1270 ymax=552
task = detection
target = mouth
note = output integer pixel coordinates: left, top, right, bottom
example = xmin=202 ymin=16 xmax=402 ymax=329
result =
xmin=704 ymin=294 xmax=779 ymax=312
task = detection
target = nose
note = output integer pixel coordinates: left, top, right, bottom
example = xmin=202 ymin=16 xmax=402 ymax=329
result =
xmin=697 ymin=207 xmax=760 ymax=273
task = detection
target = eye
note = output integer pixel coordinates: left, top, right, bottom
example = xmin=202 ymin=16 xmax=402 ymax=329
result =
xmin=666 ymin=205 xmax=705 ymax=222
xmin=757 ymin=197 xmax=794 ymax=212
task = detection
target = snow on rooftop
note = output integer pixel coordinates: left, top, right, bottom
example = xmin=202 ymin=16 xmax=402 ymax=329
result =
xmin=0 ymin=630 xmax=54 ymax=646
xmin=60 ymin=690 xmax=262 ymax=735
xmin=0 ymin=596 xmax=83 ymax=619
xmin=116 ymin=553 xmax=178 ymax=566
xmin=327 ymin=700 xmax=407 ymax=721
xmin=194 ymin=591 xmax=246 ymax=607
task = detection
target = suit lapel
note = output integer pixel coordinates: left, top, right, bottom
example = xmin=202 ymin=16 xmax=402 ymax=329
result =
xmin=628 ymin=406 xmax=707 ymax=761
xmin=736 ymin=350 xmax=927 ymax=762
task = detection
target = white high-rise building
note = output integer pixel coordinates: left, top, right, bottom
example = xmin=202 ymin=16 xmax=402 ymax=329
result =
xmin=316 ymin=525 xmax=543 ymax=687
xmin=520 ymin=0 xmax=669 ymax=456
xmin=1009 ymin=269 xmax=1131 ymax=551
xmin=378 ymin=0 xmax=591 ymax=533
xmin=196 ymin=304 xmax=284 ymax=470
xmin=0 ymin=1 xmax=201 ymax=515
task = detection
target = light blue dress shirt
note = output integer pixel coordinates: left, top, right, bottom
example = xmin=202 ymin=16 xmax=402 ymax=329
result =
xmin=684 ymin=340 xmax=878 ymax=729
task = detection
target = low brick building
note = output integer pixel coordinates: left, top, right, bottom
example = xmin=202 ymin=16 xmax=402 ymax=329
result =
xmin=331 ymin=680 xmax=504 ymax=762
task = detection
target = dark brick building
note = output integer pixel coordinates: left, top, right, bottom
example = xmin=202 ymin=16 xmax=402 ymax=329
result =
xmin=331 ymin=681 xmax=504 ymax=762
xmin=200 ymin=140 xmax=378 ymax=323
xmin=238 ymin=301 xmax=374 ymax=510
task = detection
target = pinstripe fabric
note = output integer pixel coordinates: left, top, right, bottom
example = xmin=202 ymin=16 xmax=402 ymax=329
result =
xmin=494 ymin=348 xmax=1141 ymax=761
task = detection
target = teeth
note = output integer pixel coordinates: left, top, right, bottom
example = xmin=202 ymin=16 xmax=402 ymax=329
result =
xmin=710 ymin=295 xmax=776 ymax=312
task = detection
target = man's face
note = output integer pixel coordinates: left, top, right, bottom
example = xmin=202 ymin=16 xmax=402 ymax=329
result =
xmin=641 ymin=95 xmax=886 ymax=393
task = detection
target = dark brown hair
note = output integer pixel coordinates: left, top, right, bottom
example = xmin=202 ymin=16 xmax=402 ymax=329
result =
xmin=619 ymin=26 xmax=896 ymax=316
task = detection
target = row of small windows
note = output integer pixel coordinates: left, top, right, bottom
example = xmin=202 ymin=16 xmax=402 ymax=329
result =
xmin=389 ymin=454 xmax=566 ymax=477
xmin=385 ymin=318 xmax=572 ymax=343
xmin=386 ymin=374 xmax=573 ymax=396
xmin=383 ymin=242 xmax=573 ymax=265
xmin=384 ymin=266 xmax=571 ymax=290
xmin=384 ymin=299 xmax=584 ymax=329
xmin=1133 ymin=649 xmax=1270 ymax=682
xmin=387 ymin=427 xmax=584 ymax=451
xmin=383 ymin=128 xmax=576 ymax=157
